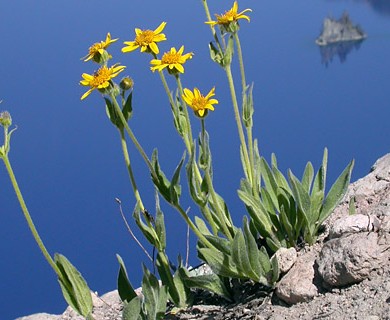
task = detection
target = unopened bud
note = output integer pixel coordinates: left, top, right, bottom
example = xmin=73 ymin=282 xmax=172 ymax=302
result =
xmin=0 ymin=111 xmax=12 ymax=128
xmin=120 ymin=77 xmax=134 ymax=91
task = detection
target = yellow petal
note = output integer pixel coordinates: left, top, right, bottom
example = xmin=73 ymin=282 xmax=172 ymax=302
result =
xmin=149 ymin=42 xmax=159 ymax=54
xmin=232 ymin=1 xmax=238 ymax=13
xmin=81 ymin=88 xmax=93 ymax=100
xmin=154 ymin=21 xmax=166 ymax=34
xmin=175 ymin=64 xmax=184 ymax=73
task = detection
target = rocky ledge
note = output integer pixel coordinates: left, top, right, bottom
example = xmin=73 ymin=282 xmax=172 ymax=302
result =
xmin=18 ymin=154 xmax=390 ymax=320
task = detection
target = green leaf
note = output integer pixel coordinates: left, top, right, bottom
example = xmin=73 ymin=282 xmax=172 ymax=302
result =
xmin=278 ymin=205 xmax=296 ymax=246
xmin=301 ymin=162 xmax=314 ymax=193
xmin=318 ymin=159 xmax=354 ymax=226
xmin=208 ymin=41 xmax=223 ymax=65
xmin=238 ymin=183 xmax=274 ymax=236
xmin=54 ymin=253 xmax=93 ymax=317
xmin=260 ymin=157 xmax=279 ymax=209
xmin=169 ymin=152 xmax=185 ymax=206
xmin=122 ymin=297 xmax=141 ymax=320
xmin=105 ymin=97 xmax=120 ymax=129
xmin=173 ymin=267 xmax=191 ymax=308
xmin=142 ymin=265 xmax=167 ymax=320
xmin=186 ymin=149 xmax=208 ymax=207
xmin=232 ymin=229 xmax=254 ymax=279
xmin=198 ymin=130 xmax=211 ymax=171
xmin=194 ymin=216 xmax=212 ymax=236
xmin=270 ymin=254 xmax=280 ymax=285
xmin=349 ymin=196 xmax=356 ymax=215
xmin=243 ymin=217 xmax=262 ymax=282
xmin=208 ymin=192 xmax=234 ymax=236
xmin=198 ymin=248 xmax=241 ymax=278
xmin=180 ymin=270 xmax=232 ymax=301
xmin=155 ymin=253 xmax=179 ymax=306
xmin=204 ymin=235 xmax=231 ymax=255
xmin=154 ymin=193 xmax=166 ymax=251
xmin=258 ymin=247 xmax=272 ymax=275
xmin=122 ymin=91 xmax=133 ymax=122
xmin=242 ymin=84 xmax=254 ymax=128
xmin=151 ymin=149 xmax=172 ymax=203
xmin=116 ymin=254 xmax=137 ymax=303
xmin=133 ymin=208 xmax=159 ymax=247
xmin=288 ymin=170 xmax=311 ymax=225
xmin=312 ymin=148 xmax=328 ymax=196
xmin=223 ymin=35 xmax=234 ymax=66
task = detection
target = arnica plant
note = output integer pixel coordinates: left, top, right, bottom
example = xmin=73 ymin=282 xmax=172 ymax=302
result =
xmin=0 ymin=1 xmax=353 ymax=319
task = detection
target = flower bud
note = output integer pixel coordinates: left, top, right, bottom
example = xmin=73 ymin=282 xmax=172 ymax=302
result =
xmin=120 ymin=77 xmax=134 ymax=91
xmin=0 ymin=111 xmax=12 ymax=128
xmin=92 ymin=49 xmax=112 ymax=65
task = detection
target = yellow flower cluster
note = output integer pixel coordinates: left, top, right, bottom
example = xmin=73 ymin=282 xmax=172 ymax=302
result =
xmin=206 ymin=1 xmax=251 ymax=28
xmin=80 ymin=17 xmax=222 ymax=117
xmin=182 ymin=87 xmax=218 ymax=118
xmin=80 ymin=65 xmax=125 ymax=100
xmin=150 ymin=46 xmax=193 ymax=74
xmin=122 ymin=22 xmax=167 ymax=55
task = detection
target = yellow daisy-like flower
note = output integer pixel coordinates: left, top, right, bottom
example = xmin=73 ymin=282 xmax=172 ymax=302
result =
xmin=150 ymin=46 xmax=193 ymax=74
xmin=80 ymin=64 xmax=126 ymax=100
xmin=182 ymin=87 xmax=218 ymax=118
xmin=83 ymin=33 xmax=118 ymax=62
xmin=206 ymin=1 xmax=252 ymax=27
xmin=122 ymin=22 xmax=167 ymax=55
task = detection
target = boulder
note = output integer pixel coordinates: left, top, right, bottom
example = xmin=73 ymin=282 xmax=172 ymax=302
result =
xmin=275 ymin=249 xmax=318 ymax=304
xmin=317 ymin=232 xmax=387 ymax=287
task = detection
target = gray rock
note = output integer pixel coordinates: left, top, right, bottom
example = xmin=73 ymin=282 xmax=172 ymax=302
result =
xmin=275 ymin=249 xmax=318 ymax=304
xmin=61 ymin=290 xmax=122 ymax=320
xmin=274 ymin=247 xmax=297 ymax=274
xmin=317 ymin=232 xmax=386 ymax=287
xmin=16 ymin=313 xmax=61 ymax=320
xmin=328 ymin=214 xmax=381 ymax=239
xmin=316 ymin=12 xmax=367 ymax=46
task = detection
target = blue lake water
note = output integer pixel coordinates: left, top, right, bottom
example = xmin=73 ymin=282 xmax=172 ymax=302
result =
xmin=0 ymin=0 xmax=389 ymax=318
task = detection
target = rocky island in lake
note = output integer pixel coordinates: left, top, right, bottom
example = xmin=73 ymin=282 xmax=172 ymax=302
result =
xmin=316 ymin=12 xmax=367 ymax=46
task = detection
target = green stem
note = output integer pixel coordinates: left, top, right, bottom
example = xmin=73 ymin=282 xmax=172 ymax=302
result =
xmin=224 ymin=65 xmax=252 ymax=184
xmin=119 ymin=128 xmax=145 ymax=211
xmin=174 ymin=203 xmax=214 ymax=249
xmin=201 ymin=0 xmax=222 ymax=50
xmin=234 ymin=33 xmax=257 ymax=194
xmin=157 ymin=70 xmax=193 ymax=157
xmin=201 ymin=120 xmax=233 ymax=240
xmin=158 ymin=70 xmax=175 ymax=109
xmin=175 ymin=75 xmax=194 ymax=153
xmin=2 ymin=155 xmax=60 ymax=276
xmin=109 ymin=93 xmax=157 ymax=182
xmin=234 ymin=32 xmax=247 ymax=92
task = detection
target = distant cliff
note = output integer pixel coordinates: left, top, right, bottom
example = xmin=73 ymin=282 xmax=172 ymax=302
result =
xmin=316 ymin=12 xmax=367 ymax=46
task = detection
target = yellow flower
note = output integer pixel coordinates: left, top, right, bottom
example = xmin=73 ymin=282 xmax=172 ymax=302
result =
xmin=83 ymin=33 xmax=118 ymax=62
xmin=122 ymin=22 xmax=167 ymax=55
xmin=182 ymin=87 xmax=218 ymax=117
xmin=150 ymin=46 xmax=193 ymax=74
xmin=206 ymin=1 xmax=252 ymax=27
xmin=80 ymin=64 xmax=125 ymax=100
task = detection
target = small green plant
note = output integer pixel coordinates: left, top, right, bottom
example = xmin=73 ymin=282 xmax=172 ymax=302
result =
xmin=1 ymin=1 xmax=355 ymax=319
xmin=238 ymin=148 xmax=354 ymax=252
xmin=0 ymin=111 xmax=94 ymax=319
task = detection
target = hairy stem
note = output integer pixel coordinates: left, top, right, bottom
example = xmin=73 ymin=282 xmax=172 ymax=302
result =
xmin=2 ymin=156 xmax=60 ymax=276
